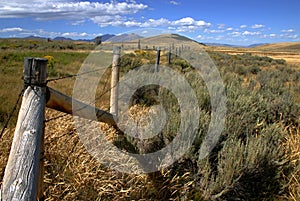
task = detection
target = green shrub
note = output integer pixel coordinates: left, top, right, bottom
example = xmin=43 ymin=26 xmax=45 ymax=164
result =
xmin=198 ymin=124 xmax=288 ymax=201
xmin=249 ymin=65 xmax=261 ymax=74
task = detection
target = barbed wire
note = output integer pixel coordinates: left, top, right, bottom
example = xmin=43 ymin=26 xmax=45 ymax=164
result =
xmin=0 ymin=88 xmax=24 ymax=140
xmin=44 ymin=70 xmax=112 ymax=123
xmin=46 ymin=67 xmax=107 ymax=83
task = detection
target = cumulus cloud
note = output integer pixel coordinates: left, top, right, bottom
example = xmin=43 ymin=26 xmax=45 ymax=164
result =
xmin=92 ymin=15 xmax=125 ymax=27
xmin=217 ymin=24 xmax=226 ymax=29
xmin=280 ymin=33 xmax=299 ymax=39
xmin=281 ymin=29 xmax=294 ymax=33
xmin=0 ymin=1 xmax=212 ymax=32
xmin=242 ymin=31 xmax=261 ymax=36
xmin=229 ymin=31 xmax=241 ymax=37
xmin=204 ymin=29 xmax=225 ymax=34
xmin=93 ymin=16 xmax=211 ymax=32
xmin=0 ymin=0 xmax=148 ymax=21
xmin=170 ymin=0 xmax=180 ymax=5
xmin=0 ymin=27 xmax=24 ymax=32
xmin=0 ymin=26 xmax=100 ymax=39
xmin=61 ymin=32 xmax=96 ymax=38
xmin=170 ymin=17 xmax=211 ymax=32
xmin=240 ymin=25 xmax=247 ymax=29
xmin=251 ymin=24 xmax=265 ymax=29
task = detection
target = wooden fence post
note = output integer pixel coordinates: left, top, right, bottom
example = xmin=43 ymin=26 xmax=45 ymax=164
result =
xmin=155 ymin=47 xmax=161 ymax=72
xmin=110 ymin=46 xmax=121 ymax=118
xmin=167 ymin=46 xmax=171 ymax=65
xmin=1 ymin=58 xmax=47 ymax=201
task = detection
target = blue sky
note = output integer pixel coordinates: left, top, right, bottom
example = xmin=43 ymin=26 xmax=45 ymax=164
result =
xmin=0 ymin=0 xmax=299 ymax=45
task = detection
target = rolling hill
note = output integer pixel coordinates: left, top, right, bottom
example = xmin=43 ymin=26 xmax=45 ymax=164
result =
xmin=253 ymin=42 xmax=300 ymax=52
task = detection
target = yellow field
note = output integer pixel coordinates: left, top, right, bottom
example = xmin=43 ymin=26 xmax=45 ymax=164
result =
xmin=205 ymin=41 xmax=300 ymax=68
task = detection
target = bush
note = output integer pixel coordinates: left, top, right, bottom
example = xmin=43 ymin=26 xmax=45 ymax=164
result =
xmin=198 ymin=124 xmax=288 ymax=200
xmin=249 ymin=65 xmax=261 ymax=74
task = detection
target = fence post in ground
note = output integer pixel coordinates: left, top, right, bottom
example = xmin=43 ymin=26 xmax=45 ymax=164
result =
xmin=155 ymin=47 xmax=161 ymax=72
xmin=138 ymin=39 xmax=141 ymax=50
xmin=167 ymin=46 xmax=171 ymax=65
xmin=110 ymin=46 xmax=121 ymax=118
xmin=1 ymin=58 xmax=47 ymax=201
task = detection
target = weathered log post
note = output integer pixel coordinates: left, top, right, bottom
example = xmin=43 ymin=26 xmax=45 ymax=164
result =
xmin=138 ymin=39 xmax=141 ymax=50
xmin=110 ymin=46 xmax=121 ymax=118
xmin=1 ymin=58 xmax=47 ymax=201
xmin=155 ymin=47 xmax=161 ymax=72
xmin=167 ymin=46 xmax=171 ymax=65
xmin=46 ymin=87 xmax=116 ymax=127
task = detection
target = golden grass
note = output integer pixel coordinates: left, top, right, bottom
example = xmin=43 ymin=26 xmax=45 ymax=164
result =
xmin=41 ymin=108 xmax=195 ymax=200
xmin=284 ymin=124 xmax=300 ymax=201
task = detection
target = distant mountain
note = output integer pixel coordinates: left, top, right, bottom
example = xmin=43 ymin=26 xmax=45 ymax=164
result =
xmin=105 ymin=33 xmax=143 ymax=42
xmin=204 ymin=42 xmax=270 ymax=48
xmin=253 ymin=42 xmax=300 ymax=52
xmin=247 ymin=43 xmax=269 ymax=48
xmin=24 ymin=35 xmax=47 ymax=40
xmin=101 ymin=34 xmax=115 ymax=41
xmin=53 ymin=37 xmax=73 ymax=41
xmin=204 ymin=43 xmax=243 ymax=47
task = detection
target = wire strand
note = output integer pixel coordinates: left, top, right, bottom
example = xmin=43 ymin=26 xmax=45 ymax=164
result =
xmin=0 ymin=88 xmax=24 ymax=140
xmin=46 ymin=67 xmax=107 ymax=83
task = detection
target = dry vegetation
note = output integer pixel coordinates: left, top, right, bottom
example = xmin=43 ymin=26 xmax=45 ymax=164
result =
xmin=0 ymin=37 xmax=300 ymax=200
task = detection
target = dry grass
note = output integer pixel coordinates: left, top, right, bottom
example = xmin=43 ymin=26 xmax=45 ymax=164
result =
xmin=43 ymin=109 xmax=151 ymax=200
xmin=41 ymin=108 xmax=195 ymax=200
xmin=284 ymin=124 xmax=300 ymax=201
xmin=205 ymin=41 xmax=300 ymax=69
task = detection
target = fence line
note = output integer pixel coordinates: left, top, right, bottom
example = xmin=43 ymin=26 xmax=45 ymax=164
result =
xmin=0 ymin=47 xmax=120 ymax=199
xmin=1 ymin=45 xmax=178 ymax=200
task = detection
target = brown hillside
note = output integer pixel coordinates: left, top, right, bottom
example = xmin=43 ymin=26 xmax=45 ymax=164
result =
xmin=254 ymin=42 xmax=300 ymax=52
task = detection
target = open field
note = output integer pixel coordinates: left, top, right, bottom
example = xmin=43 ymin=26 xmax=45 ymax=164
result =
xmin=204 ymin=42 xmax=300 ymax=69
xmin=0 ymin=37 xmax=300 ymax=200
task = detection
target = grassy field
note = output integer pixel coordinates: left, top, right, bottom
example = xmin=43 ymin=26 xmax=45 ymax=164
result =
xmin=204 ymin=42 xmax=300 ymax=70
xmin=0 ymin=37 xmax=299 ymax=200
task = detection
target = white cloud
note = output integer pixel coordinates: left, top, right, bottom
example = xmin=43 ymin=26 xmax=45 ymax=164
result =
xmin=251 ymin=24 xmax=265 ymax=29
xmin=61 ymin=32 xmax=96 ymax=38
xmin=92 ymin=15 xmax=125 ymax=27
xmin=0 ymin=0 xmax=148 ymax=22
xmin=280 ymin=33 xmax=299 ymax=39
xmin=172 ymin=17 xmax=194 ymax=26
xmin=230 ymin=31 xmax=241 ymax=37
xmin=242 ymin=31 xmax=261 ymax=36
xmin=168 ymin=17 xmax=210 ymax=28
xmin=100 ymin=17 xmax=211 ymax=32
xmin=0 ymin=26 xmax=100 ymax=39
xmin=142 ymin=18 xmax=170 ymax=27
xmin=0 ymin=27 xmax=24 ymax=32
xmin=226 ymin=27 xmax=233 ymax=31
xmin=281 ymin=29 xmax=294 ymax=33
xmin=217 ymin=24 xmax=226 ymax=29
xmin=240 ymin=25 xmax=247 ymax=29
xmin=204 ymin=29 xmax=225 ymax=34
xmin=170 ymin=0 xmax=180 ymax=5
